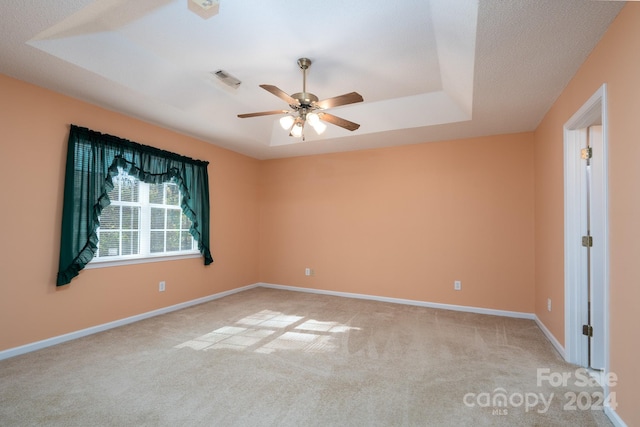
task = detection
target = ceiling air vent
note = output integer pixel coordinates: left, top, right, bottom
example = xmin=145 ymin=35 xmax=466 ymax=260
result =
xmin=212 ymin=70 xmax=241 ymax=89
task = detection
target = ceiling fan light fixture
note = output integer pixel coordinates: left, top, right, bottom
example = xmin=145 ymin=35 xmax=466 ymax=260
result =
xmin=306 ymin=112 xmax=320 ymax=125
xmin=237 ymin=58 xmax=363 ymax=138
xmin=279 ymin=115 xmax=295 ymax=130
xmin=290 ymin=120 xmax=304 ymax=138
xmin=306 ymin=112 xmax=326 ymax=135
xmin=310 ymin=119 xmax=327 ymax=135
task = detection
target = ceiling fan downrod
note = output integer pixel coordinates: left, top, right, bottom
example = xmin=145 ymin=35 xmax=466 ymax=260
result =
xmin=298 ymin=58 xmax=311 ymax=93
xmin=292 ymin=58 xmax=318 ymax=107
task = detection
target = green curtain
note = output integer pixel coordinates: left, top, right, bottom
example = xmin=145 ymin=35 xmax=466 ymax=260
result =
xmin=57 ymin=125 xmax=213 ymax=286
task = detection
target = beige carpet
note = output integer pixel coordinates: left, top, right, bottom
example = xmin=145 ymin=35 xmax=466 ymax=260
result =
xmin=0 ymin=287 xmax=612 ymax=426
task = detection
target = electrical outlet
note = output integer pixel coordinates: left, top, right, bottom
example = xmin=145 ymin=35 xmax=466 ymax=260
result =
xmin=454 ymin=280 xmax=461 ymax=291
xmin=305 ymin=268 xmax=314 ymax=276
xmin=547 ymin=298 xmax=551 ymax=312
xmin=159 ymin=281 xmax=166 ymax=292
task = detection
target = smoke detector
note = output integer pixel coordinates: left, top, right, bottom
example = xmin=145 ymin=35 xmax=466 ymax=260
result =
xmin=188 ymin=0 xmax=220 ymax=19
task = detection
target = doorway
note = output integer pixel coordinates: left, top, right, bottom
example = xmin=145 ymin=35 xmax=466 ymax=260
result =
xmin=564 ymin=85 xmax=609 ymax=375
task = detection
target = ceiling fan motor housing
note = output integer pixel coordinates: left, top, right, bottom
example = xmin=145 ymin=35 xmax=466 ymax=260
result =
xmin=291 ymin=92 xmax=318 ymax=108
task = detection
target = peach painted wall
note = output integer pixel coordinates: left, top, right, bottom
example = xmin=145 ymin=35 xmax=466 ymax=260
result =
xmin=260 ymin=134 xmax=535 ymax=313
xmin=534 ymin=3 xmax=640 ymax=425
xmin=0 ymin=74 xmax=260 ymax=351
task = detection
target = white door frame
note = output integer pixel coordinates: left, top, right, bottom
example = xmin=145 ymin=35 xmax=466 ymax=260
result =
xmin=563 ymin=84 xmax=609 ymax=381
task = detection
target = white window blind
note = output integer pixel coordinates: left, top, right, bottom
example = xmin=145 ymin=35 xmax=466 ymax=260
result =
xmin=92 ymin=170 xmax=197 ymax=264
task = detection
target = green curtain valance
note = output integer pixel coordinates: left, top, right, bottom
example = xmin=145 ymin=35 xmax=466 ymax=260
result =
xmin=56 ymin=125 xmax=213 ymax=286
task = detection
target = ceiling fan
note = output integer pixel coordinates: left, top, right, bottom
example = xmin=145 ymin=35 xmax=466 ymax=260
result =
xmin=238 ymin=58 xmax=364 ymax=140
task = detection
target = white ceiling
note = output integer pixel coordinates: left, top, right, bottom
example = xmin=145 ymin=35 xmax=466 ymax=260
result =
xmin=0 ymin=0 xmax=625 ymax=159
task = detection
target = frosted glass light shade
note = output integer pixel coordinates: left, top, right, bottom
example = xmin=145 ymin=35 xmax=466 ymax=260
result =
xmin=290 ymin=122 xmax=303 ymax=138
xmin=306 ymin=112 xmax=320 ymax=125
xmin=311 ymin=120 xmax=327 ymax=135
xmin=279 ymin=115 xmax=295 ymax=130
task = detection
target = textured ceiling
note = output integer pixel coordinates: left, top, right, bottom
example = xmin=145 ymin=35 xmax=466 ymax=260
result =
xmin=0 ymin=0 xmax=625 ymax=159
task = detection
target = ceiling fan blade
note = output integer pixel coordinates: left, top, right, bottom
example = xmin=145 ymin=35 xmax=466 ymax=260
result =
xmin=320 ymin=112 xmax=360 ymax=131
xmin=315 ymin=92 xmax=363 ymax=110
xmin=237 ymin=110 xmax=289 ymax=118
xmin=259 ymin=84 xmax=299 ymax=106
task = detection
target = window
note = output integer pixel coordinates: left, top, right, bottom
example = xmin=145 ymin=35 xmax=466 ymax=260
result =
xmin=92 ymin=171 xmax=197 ymax=264
xmin=58 ymin=125 xmax=212 ymax=286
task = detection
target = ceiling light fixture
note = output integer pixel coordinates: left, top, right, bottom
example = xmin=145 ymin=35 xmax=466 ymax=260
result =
xmin=306 ymin=112 xmax=327 ymax=134
xmin=277 ymin=58 xmax=329 ymax=141
xmin=279 ymin=110 xmax=327 ymax=139
xmin=290 ymin=118 xmax=304 ymax=138
xmin=279 ymin=115 xmax=295 ymax=130
xmin=238 ymin=58 xmax=363 ymax=140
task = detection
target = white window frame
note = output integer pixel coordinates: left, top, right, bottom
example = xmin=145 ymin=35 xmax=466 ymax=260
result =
xmin=87 ymin=176 xmax=200 ymax=270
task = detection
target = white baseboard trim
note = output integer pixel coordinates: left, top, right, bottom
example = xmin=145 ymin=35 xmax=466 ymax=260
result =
xmin=0 ymin=283 xmax=260 ymax=361
xmin=261 ymin=284 xmax=637 ymax=424
xmin=2 ymin=281 xmax=627 ymax=427
xmin=3 ymin=282 xmax=534 ymax=360
xmin=258 ymin=282 xmax=535 ymax=319
xmin=533 ymin=318 xmax=628 ymax=427
xmin=534 ymin=315 xmax=566 ymax=359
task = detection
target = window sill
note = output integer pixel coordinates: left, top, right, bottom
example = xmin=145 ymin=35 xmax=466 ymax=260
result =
xmin=85 ymin=252 xmax=201 ymax=269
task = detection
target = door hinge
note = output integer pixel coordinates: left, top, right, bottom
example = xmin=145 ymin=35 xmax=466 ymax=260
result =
xmin=582 ymin=324 xmax=593 ymax=337
xmin=581 ymin=235 xmax=593 ymax=247
xmin=581 ymin=147 xmax=592 ymax=160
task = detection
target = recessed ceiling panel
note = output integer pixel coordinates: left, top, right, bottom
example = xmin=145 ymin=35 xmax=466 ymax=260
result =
xmin=0 ymin=0 xmax=624 ymax=159
xmin=27 ymin=0 xmax=477 ymax=148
